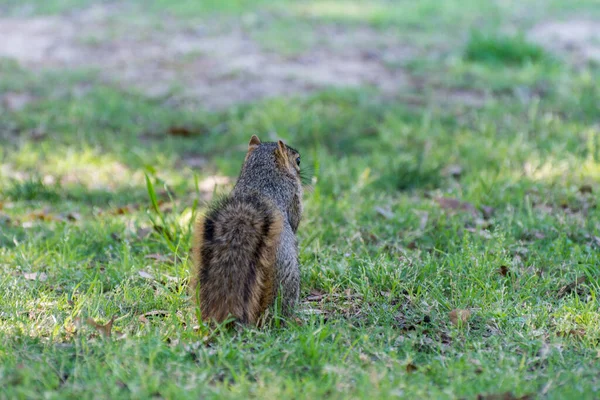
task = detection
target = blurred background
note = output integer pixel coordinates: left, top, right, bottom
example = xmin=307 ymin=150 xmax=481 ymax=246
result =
xmin=1 ymin=0 xmax=599 ymax=257
xmin=1 ymin=0 xmax=598 ymax=193
xmin=1 ymin=1 xmax=600 ymax=397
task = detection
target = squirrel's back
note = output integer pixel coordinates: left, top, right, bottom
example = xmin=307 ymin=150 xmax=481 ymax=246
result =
xmin=190 ymin=193 xmax=284 ymax=324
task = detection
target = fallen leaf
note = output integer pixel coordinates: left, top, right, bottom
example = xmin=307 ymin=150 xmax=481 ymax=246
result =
xmin=138 ymin=310 xmax=169 ymax=323
xmin=557 ymin=329 xmax=585 ymax=338
xmin=557 ymin=276 xmax=586 ymax=298
xmin=29 ymin=210 xmax=59 ymax=222
xmin=375 ymin=206 xmax=394 ymax=220
xmin=480 ymin=205 xmax=495 ymax=219
xmin=497 ymin=265 xmax=510 ymax=277
xmin=23 ymin=272 xmax=48 ymax=282
xmin=114 ymin=206 xmax=135 ymax=215
xmin=579 ymin=184 xmax=593 ymax=194
xmin=406 ymin=363 xmax=418 ymax=373
xmin=435 ymin=197 xmax=477 ymax=216
xmin=168 ymin=126 xmax=195 ymax=137
xmin=66 ymin=212 xmax=81 ymax=221
xmin=305 ymin=290 xmax=326 ymax=302
xmin=449 ymin=309 xmax=471 ymax=326
xmin=138 ymin=271 xmax=155 ymax=280
xmin=86 ymin=315 xmax=116 ymax=338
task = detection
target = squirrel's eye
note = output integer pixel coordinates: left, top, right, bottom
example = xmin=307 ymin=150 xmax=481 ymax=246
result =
xmin=295 ymin=157 xmax=301 ymax=166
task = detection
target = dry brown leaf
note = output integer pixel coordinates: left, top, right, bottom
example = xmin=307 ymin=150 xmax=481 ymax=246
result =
xmin=112 ymin=205 xmax=138 ymax=215
xmin=66 ymin=212 xmax=81 ymax=221
xmin=138 ymin=271 xmax=155 ymax=280
xmin=305 ymin=290 xmax=326 ymax=302
xmin=29 ymin=210 xmax=59 ymax=222
xmin=138 ymin=310 xmax=169 ymax=323
xmin=23 ymin=272 xmax=48 ymax=282
xmin=558 ymin=329 xmax=586 ymax=338
xmin=480 ymin=205 xmax=495 ymax=219
xmin=168 ymin=126 xmax=196 ymax=137
xmin=406 ymin=363 xmax=418 ymax=373
xmin=86 ymin=315 xmax=116 ymax=338
xmin=557 ymin=276 xmax=586 ymax=298
xmin=498 ymin=265 xmax=510 ymax=277
xmin=579 ymin=184 xmax=593 ymax=194
xmin=449 ymin=309 xmax=471 ymax=326
xmin=435 ymin=197 xmax=477 ymax=216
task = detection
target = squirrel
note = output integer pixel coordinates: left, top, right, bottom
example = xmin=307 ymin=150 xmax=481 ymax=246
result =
xmin=189 ymin=135 xmax=303 ymax=325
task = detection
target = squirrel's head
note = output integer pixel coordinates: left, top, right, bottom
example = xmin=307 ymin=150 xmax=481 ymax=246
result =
xmin=245 ymin=135 xmax=302 ymax=184
xmin=243 ymin=135 xmax=304 ymax=231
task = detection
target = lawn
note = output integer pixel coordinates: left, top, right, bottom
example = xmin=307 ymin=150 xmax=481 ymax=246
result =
xmin=1 ymin=0 xmax=599 ymax=399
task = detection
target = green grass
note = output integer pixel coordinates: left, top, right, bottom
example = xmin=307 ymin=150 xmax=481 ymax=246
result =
xmin=1 ymin=0 xmax=600 ymax=399
xmin=464 ymin=32 xmax=550 ymax=66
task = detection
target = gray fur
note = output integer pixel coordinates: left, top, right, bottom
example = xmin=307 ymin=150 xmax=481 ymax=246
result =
xmin=232 ymin=141 xmax=303 ymax=314
xmin=191 ymin=137 xmax=303 ymax=324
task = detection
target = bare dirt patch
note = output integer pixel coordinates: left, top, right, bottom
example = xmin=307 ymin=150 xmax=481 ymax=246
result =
xmin=528 ymin=19 xmax=600 ymax=65
xmin=0 ymin=5 xmax=416 ymax=109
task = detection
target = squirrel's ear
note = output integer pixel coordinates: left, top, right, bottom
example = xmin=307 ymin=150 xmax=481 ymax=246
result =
xmin=277 ymin=140 xmax=286 ymax=153
xmin=248 ymin=135 xmax=261 ymax=150
xmin=275 ymin=140 xmax=288 ymax=165
xmin=246 ymin=135 xmax=261 ymax=161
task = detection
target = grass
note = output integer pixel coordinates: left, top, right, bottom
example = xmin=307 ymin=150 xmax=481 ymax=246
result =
xmin=464 ymin=32 xmax=550 ymax=66
xmin=1 ymin=0 xmax=600 ymax=399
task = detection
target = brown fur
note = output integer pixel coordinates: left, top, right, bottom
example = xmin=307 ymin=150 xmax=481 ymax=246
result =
xmin=190 ymin=135 xmax=303 ymax=325
xmin=191 ymin=196 xmax=283 ymax=324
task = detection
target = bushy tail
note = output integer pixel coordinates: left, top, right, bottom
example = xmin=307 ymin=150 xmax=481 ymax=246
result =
xmin=190 ymin=194 xmax=283 ymax=324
